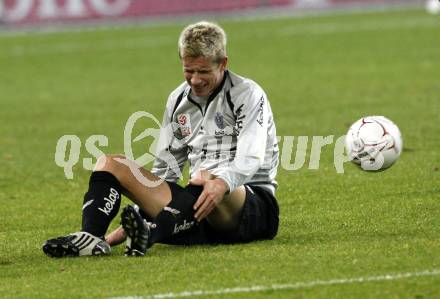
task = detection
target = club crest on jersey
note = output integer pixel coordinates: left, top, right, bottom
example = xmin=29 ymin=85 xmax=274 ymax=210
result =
xmin=214 ymin=112 xmax=225 ymax=129
xmin=177 ymin=114 xmax=192 ymax=137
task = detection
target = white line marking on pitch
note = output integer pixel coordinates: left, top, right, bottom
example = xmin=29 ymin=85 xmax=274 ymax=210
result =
xmin=110 ymin=269 xmax=440 ymax=299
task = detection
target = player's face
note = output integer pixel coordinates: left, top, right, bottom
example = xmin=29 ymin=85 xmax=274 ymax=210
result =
xmin=182 ymin=56 xmax=227 ymax=97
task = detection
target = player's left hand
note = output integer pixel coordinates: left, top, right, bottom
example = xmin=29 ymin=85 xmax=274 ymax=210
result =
xmin=190 ymin=175 xmax=229 ymax=222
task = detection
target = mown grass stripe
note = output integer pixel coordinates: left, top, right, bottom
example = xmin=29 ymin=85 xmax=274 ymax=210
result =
xmin=111 ymin=269 xmax=440 ymax=299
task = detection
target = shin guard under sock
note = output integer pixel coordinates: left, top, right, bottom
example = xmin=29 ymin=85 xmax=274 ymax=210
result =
xmin=81 ymin=171 xmax=122 ymax=238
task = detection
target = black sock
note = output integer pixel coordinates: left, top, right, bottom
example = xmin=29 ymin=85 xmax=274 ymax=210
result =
xmin=81 ymin=171 xmax=122 ymax=238
xmin=149 ymin=186 xmax=200 ymax=244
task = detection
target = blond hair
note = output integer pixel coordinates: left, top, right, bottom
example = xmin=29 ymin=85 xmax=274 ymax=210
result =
xmin=178 ymin=21 xmax=227 ymax=63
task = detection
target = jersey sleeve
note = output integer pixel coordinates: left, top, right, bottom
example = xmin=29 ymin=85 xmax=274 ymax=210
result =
xmin=210 ymin=85 xmax=269 ymax=192
xmin=151 ymin=92 xmax=188 ymax=182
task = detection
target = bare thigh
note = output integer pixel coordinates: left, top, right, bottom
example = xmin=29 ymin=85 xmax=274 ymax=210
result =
xmin=207 ymin=185 xmax=246 ymax=231
xmin=94 ymin=154 xmax=171 ymax=218
xmin=97 ymin=156 xmax=246 ymax=231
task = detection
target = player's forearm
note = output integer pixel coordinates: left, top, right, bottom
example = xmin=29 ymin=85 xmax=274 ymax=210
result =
xmin=105 ymin=226 xmax=127 ymax=247
xmin=211 ymin=156 xmax=261 ymax=192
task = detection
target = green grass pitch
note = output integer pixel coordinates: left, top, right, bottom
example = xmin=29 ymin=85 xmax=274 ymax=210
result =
xmin=1 ymin=8 xmax=439 ymax=299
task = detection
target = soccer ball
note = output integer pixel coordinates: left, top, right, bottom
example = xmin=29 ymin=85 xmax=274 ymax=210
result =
xmin=426 ymin=0 xmax=440 ymax=14
xmin=345 ymin=116 xmax=403 ymax=171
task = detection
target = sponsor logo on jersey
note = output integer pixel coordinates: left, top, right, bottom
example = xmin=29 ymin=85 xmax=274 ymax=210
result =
xmin=98 ymin=188 xmax=119 ymax=216
xmin=173 ymin=220 xmax=195 ymax=234
xmin=215 ymin=125 xmax=234 ymax=136
xmin=181 ymin=127 xmax=192 ymax=137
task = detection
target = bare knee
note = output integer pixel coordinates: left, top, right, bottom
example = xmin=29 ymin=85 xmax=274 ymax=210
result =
xmin=93 ymin=154 xmax=126 ymax=173
xmin=92 ymin=154 xmax=159 ymax=194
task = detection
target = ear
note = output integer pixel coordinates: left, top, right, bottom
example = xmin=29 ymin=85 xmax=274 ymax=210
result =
xmin=220 ymin=57 xmax=228 ymax=70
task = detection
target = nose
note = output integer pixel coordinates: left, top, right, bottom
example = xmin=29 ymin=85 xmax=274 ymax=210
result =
xmin=191 ymin=73 xmax=202 ymax=86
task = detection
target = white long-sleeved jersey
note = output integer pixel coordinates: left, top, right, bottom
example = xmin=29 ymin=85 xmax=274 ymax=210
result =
xmin=151 ymin=70 xmax=279 ymax=195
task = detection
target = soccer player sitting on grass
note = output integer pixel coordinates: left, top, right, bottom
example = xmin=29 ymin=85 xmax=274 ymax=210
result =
xmin=43 ymin=21 xmax=280 ymax=257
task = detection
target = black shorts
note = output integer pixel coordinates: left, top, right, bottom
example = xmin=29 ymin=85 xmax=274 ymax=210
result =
xmin=155 ymin=182 xmax=279 ymax=246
